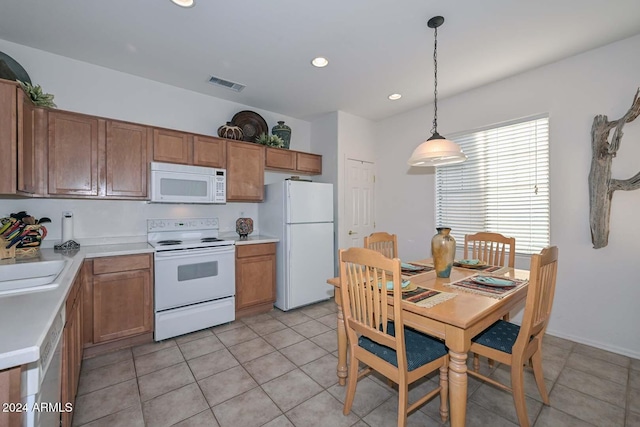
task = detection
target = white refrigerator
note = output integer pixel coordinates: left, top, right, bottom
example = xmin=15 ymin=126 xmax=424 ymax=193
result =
xmin=259 ymin=180 xmax=335 ymax=311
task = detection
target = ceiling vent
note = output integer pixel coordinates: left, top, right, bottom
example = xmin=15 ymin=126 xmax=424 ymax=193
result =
xmin=208 ymin=75 xmax=245 ymax=92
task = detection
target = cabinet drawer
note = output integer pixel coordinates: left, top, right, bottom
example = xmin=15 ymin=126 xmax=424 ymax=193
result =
xmin=236 ymin=243 xmax=276 ymax=258
xmin=93 ymin=253 xmax=151 ymax=275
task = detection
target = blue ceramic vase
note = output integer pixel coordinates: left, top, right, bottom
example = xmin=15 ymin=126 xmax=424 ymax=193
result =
xmin=272 ymin=121 xmax=291 ymax=149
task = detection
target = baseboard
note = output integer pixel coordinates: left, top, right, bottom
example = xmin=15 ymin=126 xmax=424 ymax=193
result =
xmin=545 ymin=328 xmax=640 ymax=360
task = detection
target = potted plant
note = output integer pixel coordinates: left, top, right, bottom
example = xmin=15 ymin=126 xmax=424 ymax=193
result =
xmin=18 ymin=81 xmax=56 ymax=108
xmin=255 ymin=133 xmax=285 ymax=148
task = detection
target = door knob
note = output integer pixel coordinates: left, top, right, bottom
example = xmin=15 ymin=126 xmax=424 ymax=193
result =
xmin=348 ymin=230 xmax=357 ymax=235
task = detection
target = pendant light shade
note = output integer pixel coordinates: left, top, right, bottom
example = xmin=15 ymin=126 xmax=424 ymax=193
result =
xmin=408 ymin=16 xmax=467 ymax=167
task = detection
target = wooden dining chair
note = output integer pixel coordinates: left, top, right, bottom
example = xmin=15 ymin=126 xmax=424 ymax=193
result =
xmin=467 ymin=246 xmax=559 ymax=427
xmin=464 ymin=232 xmax=516 ymax=268
xmin=364 ymin=232 xmax=398 ymax=259
xmin=339 ymin=247 xmax=449 ymax=427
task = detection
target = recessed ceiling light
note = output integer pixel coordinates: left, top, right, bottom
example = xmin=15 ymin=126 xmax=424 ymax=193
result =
xmin=311 ymin=57 xmax=329 ymax=68
xmin=171 ymin=0 xmax=195 ymax=8
xmin=388 ymin=93 xmax=402 ymax=100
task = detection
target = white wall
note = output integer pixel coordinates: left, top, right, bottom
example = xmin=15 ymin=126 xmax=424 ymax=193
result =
xmin=0 ymin=39 xmax=312 ymax=241
xmin=375 ymin=34 xmax=640 ymax=358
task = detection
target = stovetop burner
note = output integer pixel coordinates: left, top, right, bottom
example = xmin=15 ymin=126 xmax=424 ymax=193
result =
xmin=157 ymin=240 xmax=183 ymax=246
xmin=201 ymin=237 xmax=223 ymax=242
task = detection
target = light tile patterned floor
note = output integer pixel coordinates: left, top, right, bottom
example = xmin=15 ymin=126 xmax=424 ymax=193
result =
xmin=72 ymin=299 xmax=640 ymax=427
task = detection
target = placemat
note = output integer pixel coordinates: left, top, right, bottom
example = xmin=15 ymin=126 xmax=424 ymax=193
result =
xmin=401 ymin=286 xmax=456 ymax=308
xmin=453 ymin=263 xmax=509 ymax=274
xmin=401 ymin=262 xmax=435 ymax=277
xmin=445 ymin=274 xmax=528 ymax=299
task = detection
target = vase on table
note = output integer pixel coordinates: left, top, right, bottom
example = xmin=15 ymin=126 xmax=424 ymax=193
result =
xmin=431 ymin=227 xmax=455 ymax=278
xmin=272 ymin=121 xmax=291 ymax=149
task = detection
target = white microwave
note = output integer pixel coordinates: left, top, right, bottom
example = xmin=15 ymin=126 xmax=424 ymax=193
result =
xmin=150 ymin=162 xmax=226 ymax=204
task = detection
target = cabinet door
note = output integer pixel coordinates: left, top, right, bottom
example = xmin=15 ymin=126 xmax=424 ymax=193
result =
xmin=193 ymin=135 xmax=226 ymax=168
xmin=296 ymin=152 xmax=322 ymax=175
xmin=105 ymin=121 xmax=150 ymax=198
xmin=18 ymin=102 xmax=46 ymax=195
xmin=48 ymin=111 xmax=104 ymax=196
xmin=236 ymin=254 xmax=276 ymax=310
xmin=0 ymin=80 xmax=17 ymax=195
xmin=153 ymin=128 xmax=192 ymax=164
xmin=93 ymin=269 xmax=152 ymax=343
xmin=265 ymin=147 xmax=296 ymax=171
xmin=226 ymin=140 xmax=265 ymax=201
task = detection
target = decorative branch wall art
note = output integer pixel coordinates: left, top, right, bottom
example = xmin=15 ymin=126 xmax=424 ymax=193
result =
xmin=589 ymin=88 xmax=640 ymax=249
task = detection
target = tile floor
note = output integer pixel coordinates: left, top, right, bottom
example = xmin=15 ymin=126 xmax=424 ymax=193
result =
xmin=72 ymin=299 xmax=640 ymax=427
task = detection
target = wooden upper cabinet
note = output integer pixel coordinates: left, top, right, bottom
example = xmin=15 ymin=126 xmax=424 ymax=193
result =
xmin=17 ymin=92 xmax=46 ymax=195
xmin=0 ymin=80 xmax=17 ymax=195
xmin=296 ymin=152 xmax=322 ymax=174
xmin=265 ymin=147 xmax=296 ymax=171
xmin=226 ymin=140 xmax=265 ymax=202
xmin=48 ymin=111 xmax=104 ymax=196
xmin=105 ymin=121 xmax=151 ymax=198
xmin=193 ymin=135 xmax=226 ymax=168
xmin=153 ymin=128 xmax=192 ymax=164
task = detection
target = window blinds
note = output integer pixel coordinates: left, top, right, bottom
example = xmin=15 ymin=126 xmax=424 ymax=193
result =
xmin=435 ymin=116 xmax=550 ymax=254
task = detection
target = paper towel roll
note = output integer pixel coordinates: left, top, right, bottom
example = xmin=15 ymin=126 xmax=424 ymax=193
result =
xmin=61 ymin=213 xmax=73 ymax=243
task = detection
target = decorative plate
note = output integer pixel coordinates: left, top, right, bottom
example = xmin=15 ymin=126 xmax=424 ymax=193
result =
xmin=0 ymin=51 xmax=31 ymax=84
xmin=472 ymin=276 xmax=515 ymax=287
xmin=231 ymin=111 xmax=268 ymax=142
xmin=454 ymin=259 xmax=487 ymax=269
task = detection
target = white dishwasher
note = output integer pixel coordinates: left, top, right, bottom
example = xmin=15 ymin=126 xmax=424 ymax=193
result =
xmin=21 ymin=305 xmax=64 ymax=427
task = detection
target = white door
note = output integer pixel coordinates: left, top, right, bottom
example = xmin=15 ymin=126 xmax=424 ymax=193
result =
xmin=284 ymin=222 xmax=334 ymax=310
xmin=287 ymin=181 xmax=334 ymax=224
xmin=344 ymin=158 xmax=375 ymax=248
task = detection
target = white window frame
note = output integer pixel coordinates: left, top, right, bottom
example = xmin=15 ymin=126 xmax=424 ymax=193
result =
xmin=435 ymin=114 xmax=550 ymax=255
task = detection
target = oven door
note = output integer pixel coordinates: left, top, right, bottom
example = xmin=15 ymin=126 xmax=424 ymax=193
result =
xmin=151 ymin=170 xmax=214 ymax=204
xmin=154 ymin=246 xmax=235 ymax=311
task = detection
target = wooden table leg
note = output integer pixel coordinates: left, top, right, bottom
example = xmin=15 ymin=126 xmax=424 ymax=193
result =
xmin=446 ymin=327 xmax=470 ymax=427
xmin=335 ymin=294 xmax=348 ymax=386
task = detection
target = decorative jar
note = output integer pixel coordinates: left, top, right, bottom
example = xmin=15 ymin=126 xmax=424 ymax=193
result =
xmin=235 ymin=218 xmax=254 ymax=239
xmin=271 ymin=121 xmax=291 ymax=149
xmin=431 ymin=227 xmax=455 ymax=278
xmin=218 ymin=122 xmax=244 ymax=140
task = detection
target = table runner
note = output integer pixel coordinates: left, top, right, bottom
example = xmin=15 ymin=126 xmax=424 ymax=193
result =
xmin=401 ymin=286 xmax=456 ymax=308
xmin=444 ymin=274 xmax=528 ymax=299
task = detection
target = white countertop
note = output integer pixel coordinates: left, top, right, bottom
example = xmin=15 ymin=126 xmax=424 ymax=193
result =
xmin=0 ymin=242 xmax=153 ymax=370
xmin=223 ymin=234 xmax=280 ymax=245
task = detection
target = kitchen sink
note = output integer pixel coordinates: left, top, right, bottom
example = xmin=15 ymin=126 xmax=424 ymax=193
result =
xmin=0 ymin=259 xmax=68 ymax=296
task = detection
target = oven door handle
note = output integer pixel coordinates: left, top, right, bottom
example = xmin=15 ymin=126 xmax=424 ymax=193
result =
xmin=155 ymin=246 xmax=235 ymax=259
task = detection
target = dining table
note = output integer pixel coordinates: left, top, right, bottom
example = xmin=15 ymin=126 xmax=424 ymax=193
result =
xmin=326 ymin=258 xmax=530 ymax=427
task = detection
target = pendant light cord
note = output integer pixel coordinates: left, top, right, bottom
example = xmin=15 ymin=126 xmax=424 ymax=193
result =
xmin=431 ymin=26 xmax=439 ymax=136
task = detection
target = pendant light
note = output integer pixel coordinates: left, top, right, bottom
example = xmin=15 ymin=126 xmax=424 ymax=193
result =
xmin=408 ymin=16 xmax=467 ymax=167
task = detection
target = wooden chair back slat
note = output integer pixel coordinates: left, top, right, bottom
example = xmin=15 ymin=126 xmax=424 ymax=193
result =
xmin=464 ymin=232 xmax=516 ymax=268
xmin=364 ymin=232 xmax=398 ymax=259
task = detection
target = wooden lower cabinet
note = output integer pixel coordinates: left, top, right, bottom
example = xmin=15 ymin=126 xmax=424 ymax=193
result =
xmin=235 ymin=243 xmax=276 ymax=318
xmin=91 ymin=254 xmax=153 ymax=343
xmin=0 ymin=366 xmax=21 ymax=427
xmin=61 ymin=272 xmax=83 ymax=427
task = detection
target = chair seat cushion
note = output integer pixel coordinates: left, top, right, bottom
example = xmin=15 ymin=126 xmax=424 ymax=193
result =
xmin=358 ymin=322 xmax=447 ymax=371
xmin=472 ymin=320 xmax=520 ymax=354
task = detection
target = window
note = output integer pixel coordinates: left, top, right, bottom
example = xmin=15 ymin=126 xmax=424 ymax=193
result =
xmin=435 ymin=115 xmax=550 ymax=254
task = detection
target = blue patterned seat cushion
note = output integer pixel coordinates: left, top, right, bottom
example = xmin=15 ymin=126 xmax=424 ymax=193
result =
xmin=358 ymin=321 xmax=447 ymax=371
xmin=471 ymin=320 xmax=520 ymax=354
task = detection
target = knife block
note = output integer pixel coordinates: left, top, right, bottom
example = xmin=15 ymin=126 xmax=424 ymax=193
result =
xmin=0 ymin=238 xmax=16 ymax=260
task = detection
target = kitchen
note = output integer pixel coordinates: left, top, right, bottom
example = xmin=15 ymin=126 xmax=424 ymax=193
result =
xmin=1 ymin=1 xmax=640 ymax=426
